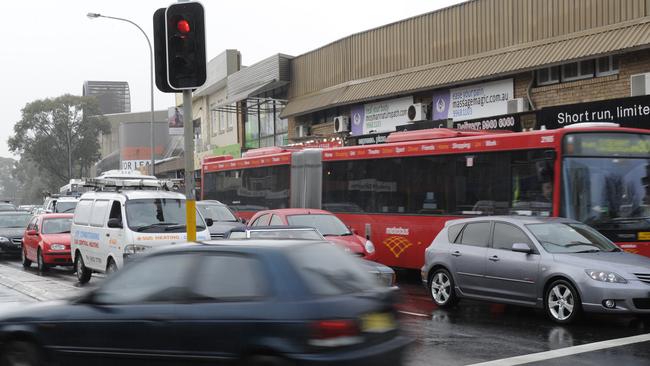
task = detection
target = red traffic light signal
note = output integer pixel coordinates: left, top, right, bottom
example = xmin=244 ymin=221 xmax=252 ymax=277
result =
xmin=153 ymin=2 xmax=206 ymax=92
xmin=177 ymin=19 xmax=191 ymax=34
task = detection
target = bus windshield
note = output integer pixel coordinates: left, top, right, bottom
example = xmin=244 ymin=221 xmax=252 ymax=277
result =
xmin=562 ymin=133 xmax=650 ymax=234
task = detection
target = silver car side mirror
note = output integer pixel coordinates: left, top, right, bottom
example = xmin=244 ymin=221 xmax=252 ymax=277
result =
xmin=511 ymin=242 xmax=532 ymax=254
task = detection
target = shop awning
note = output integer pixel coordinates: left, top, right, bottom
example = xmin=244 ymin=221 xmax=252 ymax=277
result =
xmin=224 ymin=53 xmax=292 ymax=105
xmin=281 ymin=17 xmax=650 ymax=118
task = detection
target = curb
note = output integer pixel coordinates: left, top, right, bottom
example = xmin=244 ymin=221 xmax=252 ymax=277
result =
xmin=0 ymin=264 xmax=82 ymax=301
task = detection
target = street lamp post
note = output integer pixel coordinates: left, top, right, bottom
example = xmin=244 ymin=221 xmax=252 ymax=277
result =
xmin=87 ymin=12 xmax=156 ymax=175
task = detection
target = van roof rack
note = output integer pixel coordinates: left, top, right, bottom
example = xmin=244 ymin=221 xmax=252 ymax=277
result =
xmin=83 ymin=177 xmax=178 ymax=192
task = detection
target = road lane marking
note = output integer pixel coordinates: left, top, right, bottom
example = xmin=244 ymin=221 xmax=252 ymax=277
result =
xmin=466 ymin=333 xmax=650 ymax=366
xmin=398 ymin=310 xmax=429 ymax=317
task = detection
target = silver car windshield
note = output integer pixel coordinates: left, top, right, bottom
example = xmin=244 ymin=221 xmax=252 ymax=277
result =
xmin=287 ymin=214 xmax=351 ymax=236
xmin=526 ymin=223 xmax=620 ymax=253
xmin=197 ymin=204 xmax=237 ymax=222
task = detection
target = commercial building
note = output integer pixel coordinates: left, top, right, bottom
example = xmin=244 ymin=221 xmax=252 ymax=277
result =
xmin=93 ymin=110 xmax=170 ymax=176
xmin=82 ymin=81 xmax=131 ymax=115
xmin=280 ymin=0 xmax=650 ymax=144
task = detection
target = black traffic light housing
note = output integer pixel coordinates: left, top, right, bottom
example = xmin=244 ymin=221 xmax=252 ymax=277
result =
xmin=153 ymin=8 xmax=175 ymax=93
xmin=153 ymin=2 xmax=206 ymax=92
xmin=165 ymin=2 xmax=206 ymax=90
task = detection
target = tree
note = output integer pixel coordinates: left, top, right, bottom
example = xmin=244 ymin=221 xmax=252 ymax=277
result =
xmin=12 ymin=157 xmax=54 ymax=205
xmin=0 ymin=157 xmax=18 ymax=202
xmin=8 ymin=94 xmax=109 ymax=187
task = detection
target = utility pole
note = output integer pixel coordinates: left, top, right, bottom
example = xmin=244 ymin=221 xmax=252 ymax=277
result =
xmin=183 ymin=90 xmax=196 ymax=241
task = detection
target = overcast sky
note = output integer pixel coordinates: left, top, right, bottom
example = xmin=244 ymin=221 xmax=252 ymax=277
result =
xmin=2 ymin=0 xmax=465 ymax=158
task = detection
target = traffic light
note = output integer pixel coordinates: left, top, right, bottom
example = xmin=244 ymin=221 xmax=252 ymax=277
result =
xmin=153 ymin=8 xmax=175 ymax=93
xmin=165 ymin=2 xmax=206 ymax=90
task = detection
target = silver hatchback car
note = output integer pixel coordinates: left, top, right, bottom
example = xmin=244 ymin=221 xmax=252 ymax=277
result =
xmin=421 ymin=216 xmax=650 ymax=324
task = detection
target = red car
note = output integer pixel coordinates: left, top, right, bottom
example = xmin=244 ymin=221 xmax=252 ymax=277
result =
xmin=249 ymin=208 xmax=377 ymax=260
xmin=21 ymin=213 xmax=73 ymax=272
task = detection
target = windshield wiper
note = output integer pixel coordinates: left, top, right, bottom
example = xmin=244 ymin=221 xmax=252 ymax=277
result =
xmin=62 ymin=208 xmax=76 ymax=213
xmin=135 ymin=223 xmax=179 ymax=232
xmin=566 ymin=241 xmax=599 ymax=248
xmin=574 ymin=249 xmax=601 ymax=253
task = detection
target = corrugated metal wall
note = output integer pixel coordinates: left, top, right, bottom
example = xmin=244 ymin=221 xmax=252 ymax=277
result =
xmin=290 ymin=0 xmax=648 ymax=98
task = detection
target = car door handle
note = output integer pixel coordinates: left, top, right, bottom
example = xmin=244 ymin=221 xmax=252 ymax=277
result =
xmin=489 ymin=255 xmax=500 ymax=262
xmin=451 ymin=251 xmax=461 ymax=257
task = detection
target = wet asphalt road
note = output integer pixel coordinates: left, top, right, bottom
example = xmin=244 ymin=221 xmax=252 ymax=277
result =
xmin=395 ymin=270 xmax=650 ymax=366
xmin=0 ymin=259 xmax=649 ymax=365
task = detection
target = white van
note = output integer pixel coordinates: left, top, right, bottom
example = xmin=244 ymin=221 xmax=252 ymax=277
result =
xmin=70 ymin=190 xmax=211 ymax=283
xmin=47 ymin=196 xmax=79 ymax=213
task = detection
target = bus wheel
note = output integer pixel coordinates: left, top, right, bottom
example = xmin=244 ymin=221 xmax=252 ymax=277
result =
xmin=75 ymin=253 xmax=91 ymax=284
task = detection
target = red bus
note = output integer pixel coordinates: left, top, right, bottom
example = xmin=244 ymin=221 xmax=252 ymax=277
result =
xmin=202 ymin=124 xmax=650 ymax=269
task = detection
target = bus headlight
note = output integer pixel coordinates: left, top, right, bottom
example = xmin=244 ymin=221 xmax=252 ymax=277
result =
xmin=364 ymin=240 xmax=375 ymax=254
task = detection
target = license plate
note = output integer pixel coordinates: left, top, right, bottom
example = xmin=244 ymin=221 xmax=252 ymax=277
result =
xmin=361 ymin=312 xmax=396 ymax=333
xmin=638 ymin=232 xmax=650 ymax=241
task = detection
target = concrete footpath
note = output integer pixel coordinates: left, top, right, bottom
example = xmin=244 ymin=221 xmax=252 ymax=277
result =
xmin=0 ymin=263 xmax=83 ymax=301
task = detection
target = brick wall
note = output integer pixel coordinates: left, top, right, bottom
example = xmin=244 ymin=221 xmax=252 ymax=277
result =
xmin=514 ymin=49 xmax=650 ymax=109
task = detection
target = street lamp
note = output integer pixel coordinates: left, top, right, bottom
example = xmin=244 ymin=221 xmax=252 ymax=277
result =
xmin=87 ymin=12 xmax=156 ymax=176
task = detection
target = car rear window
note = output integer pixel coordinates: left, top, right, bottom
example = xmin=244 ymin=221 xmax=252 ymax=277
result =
xmin=287 ymin=243 xmax=378 ymax=296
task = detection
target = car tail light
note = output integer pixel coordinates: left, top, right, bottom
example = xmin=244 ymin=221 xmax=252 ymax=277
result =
xmin=309 ymin=319 xmax=362 ymax=347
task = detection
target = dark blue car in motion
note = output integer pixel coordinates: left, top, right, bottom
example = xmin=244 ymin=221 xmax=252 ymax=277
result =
xmin=0 ymin=240 xmax=409 ymax=366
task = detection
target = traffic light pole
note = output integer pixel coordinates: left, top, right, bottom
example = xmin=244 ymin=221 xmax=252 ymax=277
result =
xmin=183 ymin=89 xmax=196 ymax=242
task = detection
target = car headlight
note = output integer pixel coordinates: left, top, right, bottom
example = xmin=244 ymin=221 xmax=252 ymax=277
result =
xmin=0 ymin=237 xmax=9 ymax=243
xmin=585 ymin=269 xmax=627 ymax=283
xmin=50 ymin=244 xmax=66 ymax=251
xmin=124 ymin=244 xmax=151 ymax=255
xmin=364 ymin=240 xmax=375 ymax=254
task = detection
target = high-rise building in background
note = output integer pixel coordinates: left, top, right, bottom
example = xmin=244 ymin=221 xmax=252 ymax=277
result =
xmin=82 ymin=81 xmax=131 ymax=115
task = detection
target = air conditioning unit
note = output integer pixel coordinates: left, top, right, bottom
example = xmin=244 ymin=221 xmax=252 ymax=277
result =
xmin=630 ymin=73 xmax=650 ymax=96
xmin=507 ymin=98 xmax=529 ymax=114
xmin=334 ymin=116 xmax=350 ymax=133
xmin=407 ymin=103 xmax=428 ymax=121
xmin=296 ymin=125 xmax=309 ymax=138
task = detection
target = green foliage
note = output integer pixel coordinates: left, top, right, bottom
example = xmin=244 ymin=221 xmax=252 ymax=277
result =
xmin=9 ymin=94 xmax=109 ymax=187
xmin=0 ymin=157 xmax=18 ymax=201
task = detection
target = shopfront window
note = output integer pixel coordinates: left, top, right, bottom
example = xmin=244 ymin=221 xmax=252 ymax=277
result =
xmin=244 ymin=98 xmax=287 ymax=149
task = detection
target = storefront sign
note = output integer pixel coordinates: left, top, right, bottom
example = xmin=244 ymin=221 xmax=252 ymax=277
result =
xmin=537 ymin=95 xmax=650 ymax=129
xmin=453 ymin=113 xmax=523 ymax=132
xmin=121 ymin=160 xmax=149 ymax=170
xmin=433 ymin=79 xmax=513 ymax=122
xmin=350 ymin=97 xmax=413 ymax=135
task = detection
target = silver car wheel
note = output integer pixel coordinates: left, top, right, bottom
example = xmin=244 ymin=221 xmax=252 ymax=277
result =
xmin=548 ymin=284 xmax=575 ymax=321
xmin=431 ymin=272 xmax=451 ymax=305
